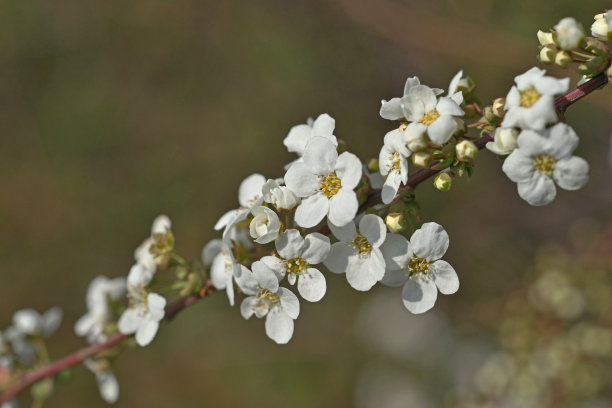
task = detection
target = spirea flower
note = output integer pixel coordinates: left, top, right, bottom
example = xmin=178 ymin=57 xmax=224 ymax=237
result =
xmin=502 ymin=123 xmax=589 ymax=206
xmin=486 ymin=127 xmax=519 ymax=156
xmin=283 ymin=113 xmax=338 ymax=159
xmin=240 ymin=261 xmax=300 ymax=344
xmin=202 ymin=239 xmax=249 ymax=306
xmin=118 ymin=292 xmax=166 ymax=347
xmin=214 ymin=173 xmax=266 ymax=235
xmin=554 ymin=17 xmax=585 ymax=50
xmin=380 ymin=222 xmax=458 ymax=314
xmin=379 ymin=129 xmax=410 ymax=204
xmin=447 ymin=70 xmax=465 ymax=105
xmin=262 ymin=178 xmax=300 ymax=211
xmin=262 ymin=229 xmax=330 ymax=302
xmin=84 ymin=359 xmax=120 ymax=404
xmin=12 ymin=307 xmax=62 ymax=338
xmin=501 ymin=67 xmax=569 ymax=130
xmin=75 ymin=276 xmax=126 ymax=344
xmin=400 ymin=84 xmax=465 ymax=145
xmin=591 ymin=10 xmax=612 ymax=41
xmin=249 ymin=206 xmax=280 ymax=244
xmin=133 ymin=214 xmax=172 ymax=273
xmin=285 ymin=136 xmax=362 ymax=228
xmin=380 ymin=76 xmax=443 ymax=121
xmin=324 ymin=214 xmax=387 ymax=291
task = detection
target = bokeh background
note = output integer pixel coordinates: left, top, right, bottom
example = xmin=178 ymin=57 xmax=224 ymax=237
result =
xmin=1 ymin=0 xmax=611 ymax=406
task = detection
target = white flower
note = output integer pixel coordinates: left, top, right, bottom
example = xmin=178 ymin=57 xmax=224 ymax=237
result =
xmin=502 ymin=123 xmax=589 ymax=206
xmin=285 ymin=136 xmax=362 ymax=228
xmin=380 ymin=222 xmax=458 ymax=314
xmin=402 ymin=84 xmax=464 ymax=145
xmin=12 ymin=307 xmax=62 ymax=337
xmin=323 ymin=214 xmax=387 ymax=291
xmin=379 ymin=129 xmax=411 ymax=204
xmin=447 ymin=70 xmax=465 ymax=105
xmin=379 ymin=76 xmax=444 ymax=121
xmin=249 ymin=206 xmax=280 ymax=244
xmin=75 ymin=276 xmax=126 ymax=344
xmin=591 ymin=10 xmax=612 ymax=41
xmin=262 ymin=179 xmax=300 ymax=211
xmin=214 ymin=173 xmax=266 ymax=236
xmin=84 ymin=359 xmax=120 ymax=404
xmin=554 ymin=17 xmax=584 ymax=50
xmin=261 ymin=229 xmax=330 ymax=302
xmin=486 ymin=127 xmax=519 ymax=155
xmin=501 ymin=67 xmax=569 ymax=130
xmin=202 ymin=240 xmax=249 ymax=306
xmin=239 ymin=261 xmax=300 ymax=344
xmin=118 ymin=292 xmax=166 ymax=347
xmin=133 ymin=214 xmax=172 ymax=273
xmin=283 ymin=113 xmax=337 ymax=159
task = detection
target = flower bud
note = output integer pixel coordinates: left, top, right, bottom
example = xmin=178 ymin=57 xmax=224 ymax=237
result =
xmin=537 ymin=30 xmax=555 ymax=46
xmin=591 ymin=11 xmax=612 ymax=42
xmin=262 ymin=179 xmax=300 ymax=211
xmin=483 ymin=106 xmax=497 ymax=123
xmin=385 ymin=213 xmax=406 ymax=233
xmin=538 ymin=45 xmax=556 ymax=64
xmin=455 ymin=140 xmax=478 ymax=162
xmin=554 ymin=51 xmax=572 ymax=68
xmin=403 ymin=125 xmax=428 ymax=152
xmin=249 ymin=206 xmax=280 ymax=244
xmin=412 ymin=151 xmax=432 ymax=168
xmin=367 ymin=158 xmax=379 ymax=173
xmin=554 ymin=17 xmax=584 ymax=50
xmin=492 ymin=98 xmax=505 ymax=117
xmin=578 ymin=56 xmax=609 ymax=76
xmin=584 ymin=37 xmax=611 ymax=57
xmin=433 ymin=173 xmax=452 ymax=191
xmin=486 ymin=127 xmax=519 ymax=155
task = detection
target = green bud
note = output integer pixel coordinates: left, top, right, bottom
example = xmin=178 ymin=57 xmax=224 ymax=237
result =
xmin=31 ymin=378 xmax=54 ymax=402
xmin=492 ymin=98 xmax=505 ymax=117
xmin=453 ymin=118 xmax=467 ymax=137
xmin=175 ymin=266 xmax=188 ymax=280
xmin=584 ymin=37 xmax=611 ymax=57
xmin=367 ymin=158 xmax=379 ymax=173
xmin=538 ymin=45 xmax=557 ymax=64
xmin=462 ymin=104 xmax=477 ymax=118
xmin=483 ymin=106 xmax=497 ymax=123
xmin=433 ymin=172 xmax=452 ymax=191
xmin=385 ymin=213 xmax=406 ymax=233
xmin=554 ymin=50 xmax=572 ymax=68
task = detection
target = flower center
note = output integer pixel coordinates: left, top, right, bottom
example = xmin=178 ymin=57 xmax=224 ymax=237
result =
xmin=407 ymin=256 xmax=429 ymax=277
xmin=533 ymin=154 xmax=556 ymax=175
xmin=389 ymin=152 xmax=401 ymax=172
xmin=286 ymin=257 xmax=307 ymax=275
xmin=320 ymin=171 xmax=342 ymax=198
xmin=256 ymin=288 xmax=280 ymax=304
xmin=420 ymin=109 xmax=440 ymax=126
xmin=353 ymin=235 xmax=372 ymax=256
xmin=519 ymin=87 xmax=541 ymax=108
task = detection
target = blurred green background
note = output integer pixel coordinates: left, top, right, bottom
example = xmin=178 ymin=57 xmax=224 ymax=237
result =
xmin=1 ymin=0 xmax=611 ymax=406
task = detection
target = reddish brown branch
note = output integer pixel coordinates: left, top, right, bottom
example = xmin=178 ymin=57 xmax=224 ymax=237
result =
xmin=0 ymin=73 xmax=607 ymax=404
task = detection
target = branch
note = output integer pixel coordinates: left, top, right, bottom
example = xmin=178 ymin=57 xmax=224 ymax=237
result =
xmin=0 ymin=73 xmax=607 ymax=404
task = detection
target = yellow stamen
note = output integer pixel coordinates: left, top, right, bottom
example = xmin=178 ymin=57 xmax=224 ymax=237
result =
xmin=353 ymin=235 xmax=372 ymax=256
xmin=519 ymin=87 xmax=541 ymax=108
xmin=420 ymin=110 xmax=440 ymax=126
xmin=286 ymin=257 xmax=307 ymax=275
xmin=320 ymin=171 xmax=342 ymax=198
xmin=533 ymin=154 xmax=556 ymax=175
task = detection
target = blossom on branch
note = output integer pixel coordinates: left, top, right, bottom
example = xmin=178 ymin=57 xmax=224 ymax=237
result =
xmin=379 ymin=128 xmax=411 ymax=204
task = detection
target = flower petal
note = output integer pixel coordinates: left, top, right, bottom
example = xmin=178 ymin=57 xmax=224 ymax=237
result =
xmin=252 ymin=261 xmax=279 ymax=292
xmin=328 ymin=189 xmax=358 ymax=226
xmin=147 ymin=293 xmax=167 ymax=321
xmin=359 ymin=214 xmax=386 ymax=248
xmin=312 ymin=113 xmax=336 ymax=138
xmin=283 ymin=124 xmax=312 ymax=155
xmin=335 ymin=152 xmax=362 ymax=190
xmin=517 ymin=174 xmax=557 ymax=206
xmin=301 ymin=233 xmax=331 ymax=264
xmin=410 ymin=222 xmax=449 ymax=261
xmin=328 ymin=219 xmax=357 ymax=243
xmin=284 ymin=163 xmax=320 ymax=197
xmin=278 ymin=287 xmax=300 ymax=319
xmin=323 ymin=242 xmax=354 ymax=274
xmin=380 ymin=233 xmax=412 ymax=270
xmin=554 ymin=156 xmax=589 ymax=191
xmin=345 ymin=251 xmax=385 ymax=291
xmin=117 ymin=309 xmax=142 ymax=335
xmin=382 ymin=171 xmax=402 ymax=204
xmin=303 ymin=136 xmax=338 ymax=175
xmin=135 ymin=319 xmax=159 ymax=347
xmin=401 ymin=277 xmax=438 ymax=314
xmin=430 ymin=260 xmax=459 ymax=294
xmin=240 ymin=296 xmax=257 ymax=319
xmin=298 ymin=268 xmax=327 ymax=302
xmin=276 ymin=229 xmax=305 ymax=260
xmin=436 ymin=96 xmax=464 ymax=116
xmin=265 ymin=309 xmax=294 ymax=344
xmin=545 ymin=122 xmax=579 ymax=160
xmin=380 ymin=268 xmax=408 ymax=287
xmin=502 ymin=150 xmax=535 ymax=183
xmin=238 ymin=173 xmax=266 ymax=207
xmin=295 ymin=193 xmax=329 ymax=228
xmin=380 ymin=98 xmax=404 ymax=120
xmin=427 ymin=115 xmax=457 ymax=145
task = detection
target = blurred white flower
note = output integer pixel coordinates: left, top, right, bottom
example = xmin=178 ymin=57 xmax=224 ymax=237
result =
xmin=202 ymin=239 xmax=249 ymax=306
xmin=262 ymin=229 xmax=330 ymax=302
xmin=75 ymin=276 xmax=126 ymax=344
xmin=84 ymin=359 xmax=120 ymax=404
xmin=379 ymin=129 xmax=411 ymax=204
xmin=133 ymin=214 xmax=172 ymax=273
xmin=554 ymin=17 xmax=584 ymax=50
xmin=118 ymin=292 xmax=166 ymax=347
xmin=285 ymin=136 xmax=362 ymax=228
xmin=240 ymin=261 xmax=300 ymax=344
xmin=249 ymin=206 xmax=280 ymax=244
xmin=502 ymin=67 xmax=569 ymax=130
xmin=12 ymin=307 xmax=62 ymax=338
xmin=502 ymin=123 xmax=589 ymax=206
xmin=324 ymin=214 xmax=387 ymax=291
xmin=380 ymin=222 xmax=458 ymax=314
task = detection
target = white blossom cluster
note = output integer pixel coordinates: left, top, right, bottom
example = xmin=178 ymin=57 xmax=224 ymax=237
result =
xmin=205 ymin=113 xmax=460 ymax=344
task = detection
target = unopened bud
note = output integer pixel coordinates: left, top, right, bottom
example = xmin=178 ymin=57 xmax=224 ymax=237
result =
xmin=483 ymin=106 xmax=497 ymax=123
xmin=492 ymin=98 xmax=505 ymax=117
xmin=578 ymin=55 xmax=609 ymax=75
xmin=367 ymin=158 xmax=379 ymax=173
xmin=538 ymin=45 xmax=557 ymax=64
xmin=175 ymin=266 xmax=188 ymax=280
xmin=412 ymin=151 xmax=432 ymax=168
xmin=462 ymin=104 xmax=477 ymax=118
xmin=456 ymin=140 xmax=478 ymax=162
xmin=585 ymin=37 xmax=611 ymax=57
xmin=591 ymin=12 xmax=612 ymax=42
xmin=537 ymin=30 xmax=556 ymax=46
xmin=554 ymin=51 xmax=572 ymax=68
xmin=385 ymin=213 xmax=406 ymax=233
xmin=433 ymin=173 xmax=452 ymax=191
